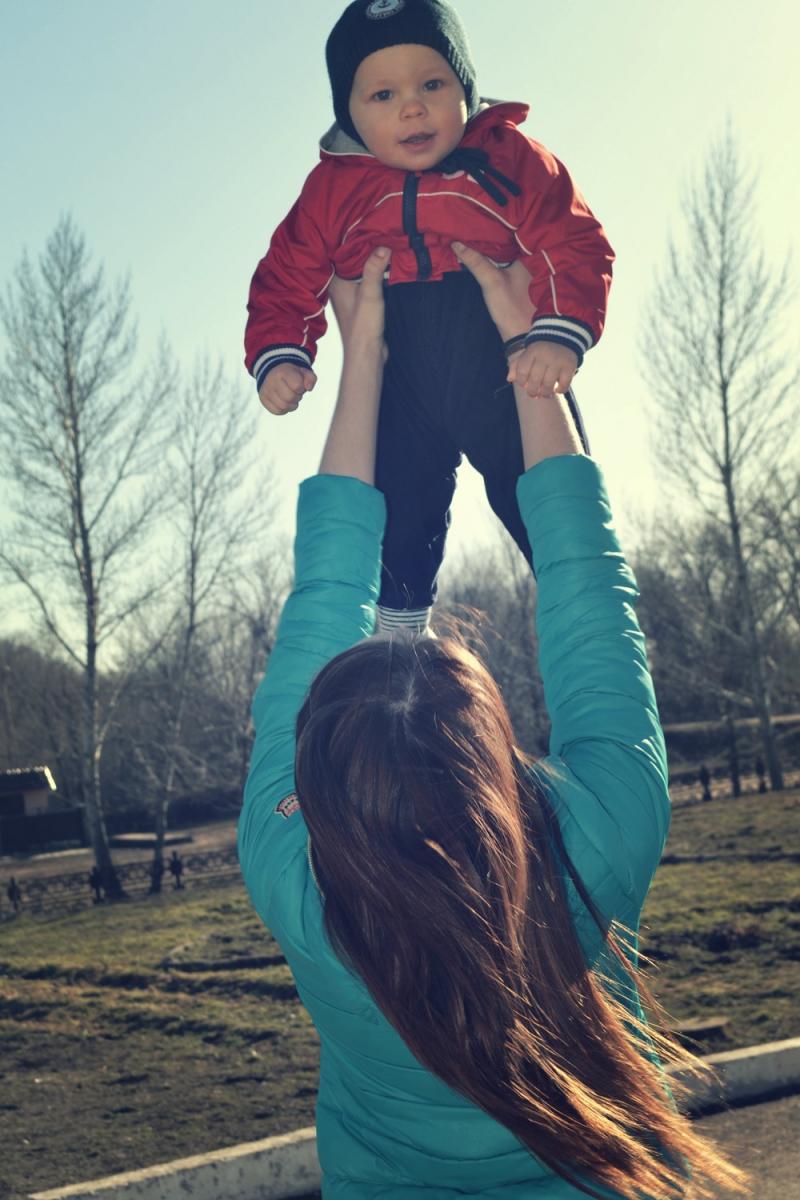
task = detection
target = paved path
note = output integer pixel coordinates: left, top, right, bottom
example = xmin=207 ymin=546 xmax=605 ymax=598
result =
xmin=293 ymin=1092 xmax=800 ymax=1199
xmin=695 ymin=1091 xmax=800 ymax=1199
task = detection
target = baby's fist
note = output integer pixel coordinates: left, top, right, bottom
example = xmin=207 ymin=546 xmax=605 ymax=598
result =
xmin=508 ymin=341 xmax=578 ymax=399
xmin=258 ymin=363 xmax=317 ymax=415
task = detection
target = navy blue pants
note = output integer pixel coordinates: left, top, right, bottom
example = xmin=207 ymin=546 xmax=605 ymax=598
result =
xmin=376 ymin=269 xmax=587 ymax=610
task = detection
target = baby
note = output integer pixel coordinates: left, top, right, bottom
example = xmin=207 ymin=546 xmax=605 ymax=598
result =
xmin=245 ymin=0 xmax=614 ymax=632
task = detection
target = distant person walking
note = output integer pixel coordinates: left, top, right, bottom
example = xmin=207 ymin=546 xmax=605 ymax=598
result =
xmin=6 ymin=877 xmax=22 ymax=914
xmin=168 ymin=851 xmax=184 ymax=890
xmin=88 ymin=866 xmax=103 ymax=903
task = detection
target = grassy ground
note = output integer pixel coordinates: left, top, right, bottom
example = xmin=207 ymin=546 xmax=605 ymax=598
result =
xmin=0 ymin=789 xmax=797 ymax=1200
xmin=638 ymin=788 xmax=799 ymax=1048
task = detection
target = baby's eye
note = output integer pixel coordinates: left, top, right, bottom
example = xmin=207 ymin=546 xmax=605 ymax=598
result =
xmin=372 ymin=89 xmax=392 ymax=102
xmin=424 ymin=79 xmax=444 ymax=91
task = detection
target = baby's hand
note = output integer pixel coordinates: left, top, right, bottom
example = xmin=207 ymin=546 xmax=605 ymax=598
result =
xmin=258 ymin=363 xmax=318 ymax=415
xmin=507 ymin=340 xmax=577 ymax=399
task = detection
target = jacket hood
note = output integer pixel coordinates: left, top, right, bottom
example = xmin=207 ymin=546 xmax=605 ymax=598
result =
xmin=319 ymin=98 xmax=530 ymax=163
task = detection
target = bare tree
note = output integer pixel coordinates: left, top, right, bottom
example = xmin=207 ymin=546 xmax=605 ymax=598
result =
xmin=634 ymin=515 xmax=756 ymax=793
xmin=140 ymin=360 xmax=281 ymax=889
xmin=752 ymin=468 xmax=800 ymax=636
xmin=114 ymin=550 xmax=287 ymax=837
xmin=641 ymin=127 xmax=798 ymax=790
xmin=214 ymin=547 xmax=289 ymax=798
xmin=0 ymin=217 xmax=173 ymax=896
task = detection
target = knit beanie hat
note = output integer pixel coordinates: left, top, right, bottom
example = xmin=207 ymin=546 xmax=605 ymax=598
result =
xmin=326 ymin=0 xmax=479 ymax=145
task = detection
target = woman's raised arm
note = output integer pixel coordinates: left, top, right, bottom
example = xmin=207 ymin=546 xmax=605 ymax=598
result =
xmin=318 ymin=246 xmax=391 ymax=483
xmin=238 ymin=249 xmax=392 ymax=930
xmin=454 ymin=241 xmax=670 ymax=918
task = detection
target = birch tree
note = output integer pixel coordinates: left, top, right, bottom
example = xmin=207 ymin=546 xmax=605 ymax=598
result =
xmin=641 ymin=127 xmax=798 ymax=790
xmin=143 ymin=360 xmax=280 ymax=889
xmin=0 ymin=217 xmax=173 ymax=896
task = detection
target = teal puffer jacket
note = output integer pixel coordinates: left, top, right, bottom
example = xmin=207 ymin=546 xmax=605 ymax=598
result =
xmin=238 ymin=455 xmax=672 ymax=1198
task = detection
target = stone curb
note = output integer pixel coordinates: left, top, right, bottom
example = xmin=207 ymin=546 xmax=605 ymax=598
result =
xmin=28 ymin=1128 xmax=320 ymax=1200
xmin=30 ymin=1037 xmax=800 ymax=1200
xmin=669 ymin=1035 xmax=800 ymax=1111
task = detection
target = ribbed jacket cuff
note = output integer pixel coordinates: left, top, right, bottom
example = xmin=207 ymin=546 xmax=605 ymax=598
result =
xmin=524 ymin=315 xmax=595 ymax=368
xmin=253 ymin=345 xmax=313 ymax=391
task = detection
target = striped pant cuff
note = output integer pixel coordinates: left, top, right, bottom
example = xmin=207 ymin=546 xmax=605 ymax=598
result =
xmin=375 ymin=606 xmax=432 ymax=636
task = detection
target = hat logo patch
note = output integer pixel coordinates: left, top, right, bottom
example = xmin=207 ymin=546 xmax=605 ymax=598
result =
xmin=366 ymin=0 xmax=405 ymax=19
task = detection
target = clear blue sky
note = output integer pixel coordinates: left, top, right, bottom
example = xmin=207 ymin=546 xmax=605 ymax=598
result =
xmin=1 ymin=0 xmax=798 ymax=580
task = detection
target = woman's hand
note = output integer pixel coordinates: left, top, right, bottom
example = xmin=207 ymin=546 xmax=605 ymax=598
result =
xmin=329 ymin=247 xmax=390 ymax=362
xmin=451 ymin=242 xmax=534 ymax=344
xmin=451 ymin=243 xmax=579 ymax=399
xmin=452 ymin=241 xmax=583 ymax=468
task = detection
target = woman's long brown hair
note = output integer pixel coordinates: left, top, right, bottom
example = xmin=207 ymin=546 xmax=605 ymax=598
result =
xmin=295 ymin=635 xmax=750 ymax=1199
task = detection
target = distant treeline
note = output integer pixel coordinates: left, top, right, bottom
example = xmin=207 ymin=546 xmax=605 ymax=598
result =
xmin=2 ymin=524 xmax=798 ymax=835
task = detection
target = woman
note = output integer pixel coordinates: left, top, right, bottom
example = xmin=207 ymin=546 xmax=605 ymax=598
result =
xmin=238 ymin=245 xmax=749 ymax=1199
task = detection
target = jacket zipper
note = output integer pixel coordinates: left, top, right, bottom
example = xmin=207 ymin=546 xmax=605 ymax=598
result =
xmin=402 ymin=173 xmax=432 ymax=281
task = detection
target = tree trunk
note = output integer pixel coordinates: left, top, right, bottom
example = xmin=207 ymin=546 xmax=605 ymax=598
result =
xmin=723 ymin=704 xmax=741 ymax=798
xmin=151 ymin=734 xmax=179 ymax=894
xmin=722 ymin=467 xmax=784 ymax=790
xmin=151 ymin=624 xmax=193 ymax=893
xmin=83 ymin=652 xmax=125 ymax=898
xmin=151 ymin=747 xmax=179 ymax=894
xmin=1 ymin=667 xmax=15 ymax=761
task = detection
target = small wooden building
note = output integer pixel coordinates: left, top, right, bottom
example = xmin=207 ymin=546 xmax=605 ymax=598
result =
xmin=0 ymin=767 xmax=85 ymax=854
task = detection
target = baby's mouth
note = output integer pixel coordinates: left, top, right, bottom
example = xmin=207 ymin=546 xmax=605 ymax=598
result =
xmin=401 ymin=133 xmax=435 ymax=145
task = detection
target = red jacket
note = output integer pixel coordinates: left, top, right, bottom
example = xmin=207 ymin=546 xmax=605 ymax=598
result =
xmin=245 ymin=101 xmax=614 ymax=390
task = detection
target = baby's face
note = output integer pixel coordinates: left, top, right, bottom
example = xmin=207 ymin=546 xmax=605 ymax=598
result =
xmin=349 ymin=44 xmax=468 ymax=171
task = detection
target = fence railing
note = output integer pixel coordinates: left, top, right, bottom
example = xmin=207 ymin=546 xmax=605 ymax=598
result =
xmin=3 ymin=767 xmax=799 ymax=921
xmin=2 ymin=846 xmax=241 ymax=919
xmin=668 ymin=765 xmax=800 ymax=806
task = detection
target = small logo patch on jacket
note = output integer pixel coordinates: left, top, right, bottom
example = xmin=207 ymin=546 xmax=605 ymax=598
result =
xmin=275 ymin=793 xmax=300 ymax=819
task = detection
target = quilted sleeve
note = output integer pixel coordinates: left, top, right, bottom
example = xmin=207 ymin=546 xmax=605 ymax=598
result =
xmin=237 ymin=474 xmax=386 ymax=931
xmin=244 ymin=168 xmax=337 ymax=391
xmin=516 ymin=455 xmax=670 ymax=919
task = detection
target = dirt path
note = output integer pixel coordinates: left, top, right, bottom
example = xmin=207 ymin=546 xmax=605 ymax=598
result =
xmin=1 ymin=820 xmax=238 ymax=884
